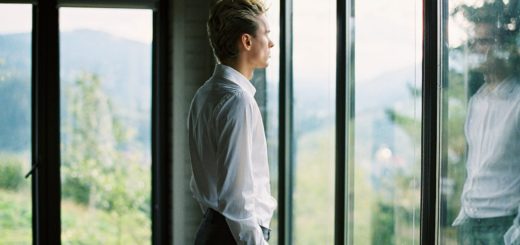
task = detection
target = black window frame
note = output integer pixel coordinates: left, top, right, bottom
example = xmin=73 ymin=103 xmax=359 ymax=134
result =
xmin=277 ymin=0 xmax=440 ymax=244
xmin=2 ymin=0 xmax=443 ymax=243
xmin=0 ymin=0 xmax=172 ymax=244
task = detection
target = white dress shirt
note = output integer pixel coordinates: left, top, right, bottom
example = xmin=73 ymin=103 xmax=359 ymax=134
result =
xmin=453 ymin=77 xmax=520 ymax=243
xmin=188 ymin=64 xmax=277 ymax=244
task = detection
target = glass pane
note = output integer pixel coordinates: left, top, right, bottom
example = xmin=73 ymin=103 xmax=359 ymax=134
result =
xmin=0 ymin=4 xmax=32 ymax=244
xmin=250 ymin=2 xmax=279 ymax=242
xmin=293 ymin=0 xmax=336 ymax=243
xmin=349 ymin=1 xmax=422 ymax=244
xmin=264 ymin=1 xmax=280 ymax=244
xmin=439 ymin=1 xmax=520 ymax=244
xmin=59 ymin=8 xmax=152 ymax=244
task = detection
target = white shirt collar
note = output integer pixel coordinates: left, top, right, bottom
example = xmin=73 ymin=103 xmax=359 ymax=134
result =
xmin=480 ymin=76 xmax=518 ymax=98
xmin=213 ymin=64 xmax=256 ymax=97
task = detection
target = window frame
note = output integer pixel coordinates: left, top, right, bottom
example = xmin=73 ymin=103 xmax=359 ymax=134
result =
xmin=277 ymin=0 xmax=440 ymax=244
xmin=0 ymin=0 xmax=172 ymax=244
xmin=2 ymin=0 xmax=444 ymax=243
xmin=420 ymin=0 xmax=440 ymax=244
xmin=278 ymin=0 xmax=292 ymax=244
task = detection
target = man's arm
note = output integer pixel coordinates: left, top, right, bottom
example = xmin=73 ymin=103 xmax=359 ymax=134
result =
xmin=215 ymin=92 xmax=267 ymax=245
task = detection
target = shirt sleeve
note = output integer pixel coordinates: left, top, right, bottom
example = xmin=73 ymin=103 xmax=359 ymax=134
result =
xmin=214 ymin=92 xmax=267 ymax=245
xmin=504 ymin=207 xmax=520 ymax=245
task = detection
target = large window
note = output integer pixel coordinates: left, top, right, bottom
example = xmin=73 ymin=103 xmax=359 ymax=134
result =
xmin=250 ymin=2 xmax=280 ymax=244
xmin=0 ymin=4 xmax=32 ymax=244
xmin=292 ymin=0 xmax=336 ymax=243
xmin=439 ymin=0 xmax=520 ymax=244
xmin=0 ymin=0 xmax=168 ymax=244
xmin=349 ymin=1 xmax=423 ymax=244
xmin=59 ymin=8 xmax=152 ymax=243
xmin=264 ymin=1 xmax=281 ymax=243
xmin=8 ymin=0 xmax=520 ymax=244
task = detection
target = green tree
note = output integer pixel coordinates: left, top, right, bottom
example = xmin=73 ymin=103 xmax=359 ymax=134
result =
xmin=0 ymin=153 xmax=25 ymax=191
xmin=61 ymin=72 xmax=150 ymax=244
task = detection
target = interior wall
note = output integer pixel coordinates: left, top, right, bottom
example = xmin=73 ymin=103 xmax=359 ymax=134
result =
xmin=170 ymin=0 xmax=215 ymax=243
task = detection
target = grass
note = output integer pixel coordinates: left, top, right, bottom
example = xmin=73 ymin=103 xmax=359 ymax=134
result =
xmin=0 ymin=188 xmax=32 ymax=245
xmin=0 ymin=188 xmax=151 ymax=245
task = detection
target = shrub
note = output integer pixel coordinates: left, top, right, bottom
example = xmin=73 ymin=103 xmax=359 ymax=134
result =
xmin=62 ymin=176 xmax=91 ymax=205
xmin=0 ymin=155 xmax=25 ymax=191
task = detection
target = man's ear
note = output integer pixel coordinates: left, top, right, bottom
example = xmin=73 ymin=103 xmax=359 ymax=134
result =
xmin=241 ymin=33 xmax=253 ymax=51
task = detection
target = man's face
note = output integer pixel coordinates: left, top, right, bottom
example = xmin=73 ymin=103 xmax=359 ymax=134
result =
xmin=248 ymin=14 xmax=274 ymax=69
xmin=468 ymin=23 xmax=507 ymax=74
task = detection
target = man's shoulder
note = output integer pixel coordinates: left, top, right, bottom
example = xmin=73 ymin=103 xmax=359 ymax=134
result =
xmin=208 ymin=76 xmax=254 ymax=100
xmin=209 ymin=75 xmax=242 ymax=89
xmin=216 ymin=88 xmax=254 ymax=111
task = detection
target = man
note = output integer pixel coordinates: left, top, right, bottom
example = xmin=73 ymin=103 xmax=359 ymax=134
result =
xmin=187 ymin=0 xmax=276 ymax=244
xmin=453 ymin=3 xmax=520 ymax=244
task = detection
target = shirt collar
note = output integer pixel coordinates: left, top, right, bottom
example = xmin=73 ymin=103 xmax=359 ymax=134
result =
xmin=480 ymin=76 xmax=518 ymax=98
xmin=213 ymin=64 xmax=256 ymax=96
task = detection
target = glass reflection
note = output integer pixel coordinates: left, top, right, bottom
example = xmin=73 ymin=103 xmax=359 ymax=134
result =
xmin=441 ymin=1 xmax=520 ymax=244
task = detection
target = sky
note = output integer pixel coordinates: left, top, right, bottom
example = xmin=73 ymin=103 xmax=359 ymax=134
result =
xmin=0 ymin=4 xmax=152 ymax=44
xmin=1 ymin=0 xmax=479 ymax=81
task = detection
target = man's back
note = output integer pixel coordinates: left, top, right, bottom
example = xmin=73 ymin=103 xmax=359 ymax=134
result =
xmin=188 ymin=64 xmax=276 ymax=244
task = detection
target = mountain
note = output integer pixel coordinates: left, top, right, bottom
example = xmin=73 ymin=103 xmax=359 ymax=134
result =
xmin=60 ymin=29 xmax=151 ymax=111
xmin=0 ymin=29 xmax=152 ymax=152
xmin=0 ymin=29 xmax=419 ymax=155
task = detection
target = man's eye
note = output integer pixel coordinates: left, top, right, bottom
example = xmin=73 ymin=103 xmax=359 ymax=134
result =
xmin=468 ymin=38 xmax=496 ymax=47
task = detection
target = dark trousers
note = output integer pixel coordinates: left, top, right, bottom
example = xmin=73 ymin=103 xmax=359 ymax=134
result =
xmin=458 ymin=214 xmax=516 ymax=245
xmin=194 ymin=209 xmax=270 ymax=245
xmin=195 ymin=209 xmax=236 ymax=245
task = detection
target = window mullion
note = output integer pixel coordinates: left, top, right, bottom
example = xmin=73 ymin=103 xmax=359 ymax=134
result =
xmin=152 ymin=0 xmax=172 ymax=243
xmin=420 ymin=0 xmax=439 ymax=244
xmin=279 ymin=0 xmax=293 ymax=243
xmin=335 ymin=0 xmax=347 ymax=243
xmin=32 ymin=0 xmax=61 ymax=244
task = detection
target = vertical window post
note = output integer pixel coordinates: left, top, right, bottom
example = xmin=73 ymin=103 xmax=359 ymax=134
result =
xmin=421 ymin=0 xmax=439 ymax=244
xmin=279 ymin=0 xmax=293 ymax=243
xmin=32 ymin=0 xmax=61 ymax=243
xmin=335 ymin=0 xmax=347 ymax=243
xmin=152 ymin=0 xmax=172 ymax=243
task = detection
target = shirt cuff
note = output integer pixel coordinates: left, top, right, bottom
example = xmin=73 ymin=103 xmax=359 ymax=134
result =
xmin=452 ymin=210 xmax=468 ymax=226
xmin=504 ymin=213 xmax=520 ymax=245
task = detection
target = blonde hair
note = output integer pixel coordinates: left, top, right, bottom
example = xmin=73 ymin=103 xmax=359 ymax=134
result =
xmin=207 ymin=0 xmax=267 ymax=62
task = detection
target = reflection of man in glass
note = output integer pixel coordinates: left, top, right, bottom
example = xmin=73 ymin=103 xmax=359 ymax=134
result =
xmin=188 ymin=0 xmax=276 ymax=244
xmin=453 ymin=2 xmax=520 ymax=244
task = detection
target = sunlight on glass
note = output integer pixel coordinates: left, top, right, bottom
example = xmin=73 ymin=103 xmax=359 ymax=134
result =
xmin=351 ymin=1 xmax=422 ymax=244
xmin=60 ymin=8 xmax=152 ymax=44
xmin=59 ymin=7 xmax=152 ymax=244
xmin=0 ymin=4 xmax=32 ymax=244
xmin=293 ymin=0 xmax=336 ymax=243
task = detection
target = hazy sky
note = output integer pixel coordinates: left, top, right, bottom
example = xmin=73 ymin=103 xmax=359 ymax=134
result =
xmin=0 ymin=4 xmax=31 ymax=34
xmin=0 ymin=4 xmax=152 ymax=44
xmin=290 ymin=0 xmax=422 ymax=82
xmin=1 ymin=0 xmax=477 ymax=81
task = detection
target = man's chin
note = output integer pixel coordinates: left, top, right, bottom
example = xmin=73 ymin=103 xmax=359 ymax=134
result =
xmin=257 ymin=63 xmax=269 ymax=69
